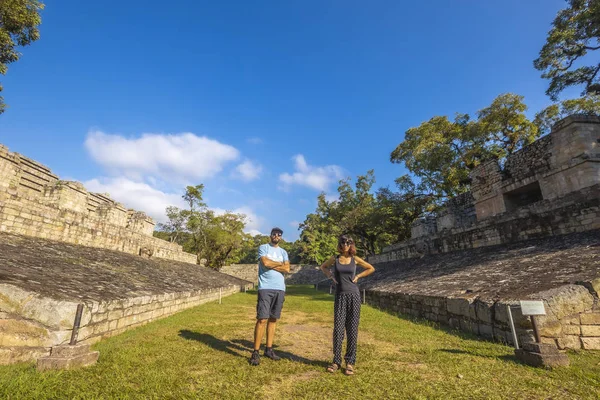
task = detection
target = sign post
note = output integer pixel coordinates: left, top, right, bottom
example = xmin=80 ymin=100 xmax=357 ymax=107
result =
xmin=519 ymin=300 xmax=546 ymax=343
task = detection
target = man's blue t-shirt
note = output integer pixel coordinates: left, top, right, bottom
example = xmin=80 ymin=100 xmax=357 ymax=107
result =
xmin=257 ymin=243 xmax=289 ymax=291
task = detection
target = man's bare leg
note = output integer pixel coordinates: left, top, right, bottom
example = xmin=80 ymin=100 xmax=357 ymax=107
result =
xmin=264 ymin=318 xmax=281 ymax=360
xmin=254 ymin=319 xmax=267 ymax=351
xmin=266 ymin=318 xmax=277 ymax=347
xmin=250 ymin=319 xmax=267 ymax=366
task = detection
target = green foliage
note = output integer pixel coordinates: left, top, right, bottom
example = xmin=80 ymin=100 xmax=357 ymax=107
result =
xmin=534 ymin=0 xmax=600 ymax=100
xmin=534 ymin=95 xmax=600 ymax=134
xmin=0 ymin=0 xmax=44 ymax=114
xmin=298 ymin=170 xmax=428 ymax=261
xmin=390 ymin=93 xmax=540 ymax=204
xmin=155 ymin=185 xmax=247 ymax=269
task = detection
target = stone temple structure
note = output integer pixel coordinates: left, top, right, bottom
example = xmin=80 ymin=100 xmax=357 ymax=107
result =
xmin=365 ymin=115 xmax=600 ymax=354
xmin=0 ymin=144 xmax=251 ymax=365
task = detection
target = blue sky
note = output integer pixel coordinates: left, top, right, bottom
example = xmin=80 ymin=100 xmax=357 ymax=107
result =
xmin=1 ymin=0 xmax=570 ymax=240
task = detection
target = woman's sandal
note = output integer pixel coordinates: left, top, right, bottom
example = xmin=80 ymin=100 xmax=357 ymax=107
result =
xmin=326 ymin=363 xmax=340 ymax=373
xmin=344 ymin=364 xmax=355 ymax=376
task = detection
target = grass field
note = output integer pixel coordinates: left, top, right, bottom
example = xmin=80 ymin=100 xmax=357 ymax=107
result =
xmin=1 ymin=286 xmax=599 ymax=399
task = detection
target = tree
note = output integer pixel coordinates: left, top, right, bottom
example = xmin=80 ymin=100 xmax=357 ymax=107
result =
xmin=0 ymin=0 xmax=44 ymax=114
xmin=534 ymin=95 xmax=600 ymax=134
xmin=534 ymin=0 xmax=600 ymax=100
xmin=154 ymin=184 xmax=249 ymax=269
xmin=298 ymin=194 xmax=340 ymax=264
xmin=375 ymin=175 xmax=432 ymax=244
xmin=390 ymin=93 xmax=540 ymax=204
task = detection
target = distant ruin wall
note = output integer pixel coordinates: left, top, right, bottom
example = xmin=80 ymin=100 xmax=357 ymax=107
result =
xmin=370 ymin=184 xmax=600 ymax=264
xmin=370 ymin=115 xmax=600 ymax=264
xmin=219 ymin=264 xmax=323 ymax=285
xmin=0 ymin=144 xmax=196 ymax=264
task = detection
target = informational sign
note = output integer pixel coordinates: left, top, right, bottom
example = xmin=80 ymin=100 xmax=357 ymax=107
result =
xmin=519 ymin=300 xmax=546 ymax=316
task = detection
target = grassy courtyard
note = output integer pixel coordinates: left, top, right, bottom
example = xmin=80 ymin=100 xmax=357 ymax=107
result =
xmin=1 ymin=286 xmax=599 ymax=399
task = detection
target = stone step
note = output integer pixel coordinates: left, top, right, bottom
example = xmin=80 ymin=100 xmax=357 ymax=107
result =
xmin=37 ymin=351 xmax=99 ymax=371
xmin=514 ymin=349 xmax=569 ymax=368
xmin=521 ymin=342 xmax=559 ymax=355
xmin=50 ymin=343 xmax=91 ymax=358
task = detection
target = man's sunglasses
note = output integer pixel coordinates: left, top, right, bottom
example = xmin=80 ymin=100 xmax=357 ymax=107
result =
xmin=272 ymin=232 xmax=282 ymax=237
xmin=339 ymin=240 xmax=353 ymax=246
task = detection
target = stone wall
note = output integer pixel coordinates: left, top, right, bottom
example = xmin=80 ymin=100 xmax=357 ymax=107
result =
xmin=364 ymin=282 xmax=600 ymax=351
xmin=0 ymin=232 xmax=252 ymax=365
xmin=0 ymin=283 xmax=243 ymax=364
xmin=370 ymin=184 xmax=600 ymax=264
xmin=219 ymin=264 xmax=323 ymax=285
xmin=370 ymin=115 xmax=600 ymax=264
xmin=362 ymin=229 xmax=600 ymax=351
xmin=0 ymin=144 xmax=196 ymax=264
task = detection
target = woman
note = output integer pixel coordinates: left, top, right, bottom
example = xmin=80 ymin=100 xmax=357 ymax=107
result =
xmin=320 ymin=234 xmax=375 ymax=375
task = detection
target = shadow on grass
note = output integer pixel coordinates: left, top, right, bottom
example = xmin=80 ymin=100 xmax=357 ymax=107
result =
xmin=179 ymin=330 xmax=328 ymax=368
xmin=438 ymin=348 xmax=520 ymax=364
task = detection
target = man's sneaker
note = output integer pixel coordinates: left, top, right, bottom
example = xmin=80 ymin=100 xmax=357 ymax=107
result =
xmin=264 ymin=348 xmax=281 ymax=361
xmin=249 ymin=350 xmax=260 ymax=366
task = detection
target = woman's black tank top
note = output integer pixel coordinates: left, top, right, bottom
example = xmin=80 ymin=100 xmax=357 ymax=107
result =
xmin=334 ymin=256 xmax=359 ymax=294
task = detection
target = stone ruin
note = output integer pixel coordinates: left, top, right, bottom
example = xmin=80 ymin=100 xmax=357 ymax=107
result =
xmin=0 ymin=144 xmax=197 ymax=264
xmin=0 ymin=144 xmax=252 ymax=366
xmin=364 ymin=115 xmax=600 ymax=358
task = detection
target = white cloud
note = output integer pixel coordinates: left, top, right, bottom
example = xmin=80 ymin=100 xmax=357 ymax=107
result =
xmin=279 ymin=154 xmax=344 ymax=192
xmin=84 ymin=177 xmax=267 ymax=235
xmin=84 ymin=177 xmax=185 ymax=223
xmin=85 ymin=130 xmax=240 ymax=182
xmin=212 ymin=206 xmax=264 ymax=235
xmin=232 ymin=160 xmax=263 ymax=182
xmin=247 ymin=137 xmax=263 ymax=145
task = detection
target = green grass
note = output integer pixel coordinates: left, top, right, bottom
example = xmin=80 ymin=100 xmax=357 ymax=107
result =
xmin=1 ymin=286 xmax=599 ymax=399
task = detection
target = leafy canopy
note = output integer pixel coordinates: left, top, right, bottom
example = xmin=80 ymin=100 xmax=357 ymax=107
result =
xmin=534 ymin=0 xmax=600 ymax=100
xmin=0 ymin=0 xmax=44 ymax=114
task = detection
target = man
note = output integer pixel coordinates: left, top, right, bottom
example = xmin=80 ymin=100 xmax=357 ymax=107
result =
xmin=250 ymin=227 xmax=290 ymax=366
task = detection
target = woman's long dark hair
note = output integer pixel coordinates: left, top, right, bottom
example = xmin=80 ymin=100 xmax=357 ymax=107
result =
xmin=337 ymin=234 xmax=356 ymax=256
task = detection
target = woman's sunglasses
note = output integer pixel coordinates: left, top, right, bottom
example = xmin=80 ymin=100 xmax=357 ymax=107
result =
xmin=339 ymin=240 xmax=353 ymax=246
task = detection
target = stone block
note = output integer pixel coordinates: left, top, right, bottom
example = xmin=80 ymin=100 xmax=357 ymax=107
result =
xmin=37 ymin=350 xmax=99 ymax=371
xmin=582 ymin=337 xmax=600 ymax=350
xmin=539 ymin=320 xmax=563 ymax=338
xmin=514 ymin=349 xmax=569 ymax=368
xmin=580 ymin=313 xmax=600 ymax=325
xmin=563 ymin=325 xmax=581 ymax=335
xmin=0 ymin=346 xmax=50 ymax=365
xmin=0 ymin=319 xmax=51 ymax=347
xmin=557 ymin=335 xmax=582 ymax=350
xmin=539 ymin=285 xmax=594 ymax=320
xmin=50 ymin=343 xmax=91 ymax=358
xmin=581 ymin=325 xmax=600 ymax=336
xmin=446 ymin=297 xmax=473 ymax=318
xmin=561 ymin=315 xmax=581 ymax=325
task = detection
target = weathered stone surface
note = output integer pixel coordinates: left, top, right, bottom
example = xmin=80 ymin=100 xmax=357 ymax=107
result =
xmin=364 ymin=230 xmax=600 ymax=301
xmin=538 ymin=285 xmax=594 ymax=321
xmin=50 ymin=343 xmax=91 ymax=358
xmin=0 ymin=346 xmax=49 ymax=365
xmin=580 ymin=313 xmax=600 ymax=325
xmin=557 ymin=335 xmax=582 ymax=350
xmin=581 ymin=337 xmax=600 ymax=350
xmin=36 ymin=351 xmax=99 ymax=371
xmin=521 ymin=342 xmax=559 ymax=354
xmin=514 ymin=349 xmax=570 ymax=368
xmin=0 ymin=232 xmax=250 ymax=302
xmin=581 ymin=325 xmax=600 ymax=336
xmin=0 ymin=284 xmax=84 ymax=330
xmin=563 ymin=325 xmax=581 ymax=335
xmin=539 ymin=320 xmax=563 ymax=338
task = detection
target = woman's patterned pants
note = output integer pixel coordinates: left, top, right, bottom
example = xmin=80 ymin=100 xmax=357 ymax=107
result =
xmin=333 ymin=292 xmax=361 ymax=365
